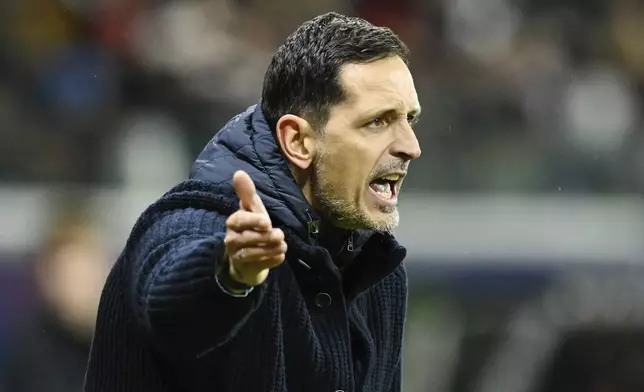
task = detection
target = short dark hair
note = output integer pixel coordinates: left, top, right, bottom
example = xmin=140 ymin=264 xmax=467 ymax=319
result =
xmin=261 ymin=12 xmax=410 ymax=131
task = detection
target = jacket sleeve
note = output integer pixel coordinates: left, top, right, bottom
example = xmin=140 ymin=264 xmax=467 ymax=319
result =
xmin=128 ymin=206 xmax=266 ymax=359
xmin=388 ymin=359 xmax=403 ymax=392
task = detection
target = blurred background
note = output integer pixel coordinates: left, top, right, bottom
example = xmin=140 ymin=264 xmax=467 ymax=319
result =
xmin=0 ymin=0 xmax=643 ymax=391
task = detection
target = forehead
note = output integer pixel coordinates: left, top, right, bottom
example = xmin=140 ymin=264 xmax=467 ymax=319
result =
xmin=336 ymin=56 xmax=419 ymax=114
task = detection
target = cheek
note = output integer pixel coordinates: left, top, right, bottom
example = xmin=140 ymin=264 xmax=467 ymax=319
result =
xmin=317 ymin=129 xmax=385 ymax=194
xmin=320 ymin=146 xmax=368 ymax=189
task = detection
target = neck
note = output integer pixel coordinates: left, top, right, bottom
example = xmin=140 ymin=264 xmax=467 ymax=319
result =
xmin=290 ymin=164 xmax=315 ymax=207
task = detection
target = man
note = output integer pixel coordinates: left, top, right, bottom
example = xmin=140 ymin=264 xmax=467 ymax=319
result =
xmin=84 ymin=11 xmax=421 ymax=392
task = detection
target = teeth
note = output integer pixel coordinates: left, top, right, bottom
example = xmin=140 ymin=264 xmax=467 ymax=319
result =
xmin=380 ymin=174 xmax=400 ymax=181
xmin=371 ymin=182 xmax=392 ymax=198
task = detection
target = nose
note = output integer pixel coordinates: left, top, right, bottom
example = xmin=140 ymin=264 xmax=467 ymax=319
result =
xmin=391 ymin=124 xmax=421 ymax=161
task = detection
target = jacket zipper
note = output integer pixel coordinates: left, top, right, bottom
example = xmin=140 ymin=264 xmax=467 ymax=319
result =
xmin=305 ymin=209 xmax=319 ymax=238
xmin=346 ymin=232 xmax=354 ymax=252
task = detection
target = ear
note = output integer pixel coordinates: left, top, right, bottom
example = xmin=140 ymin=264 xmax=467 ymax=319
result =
xmin=275 ymin=114 xmax=317 ymax=170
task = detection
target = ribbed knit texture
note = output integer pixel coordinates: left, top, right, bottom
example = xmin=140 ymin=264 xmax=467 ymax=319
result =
xmin=84 ymin=105 xmax=409 ymax=392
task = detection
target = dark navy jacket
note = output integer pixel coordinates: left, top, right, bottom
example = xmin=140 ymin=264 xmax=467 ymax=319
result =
xmin=84 ymin=105 xmax=408 ymax=392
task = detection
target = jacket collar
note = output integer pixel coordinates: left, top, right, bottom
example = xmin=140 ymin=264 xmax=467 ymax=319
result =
xmin=190 ymin=104 xmax=320 ymax=243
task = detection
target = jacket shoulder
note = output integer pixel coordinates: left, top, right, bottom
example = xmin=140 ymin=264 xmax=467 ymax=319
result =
xmin=139 ymin=179 xmax=237 ymax=225
xmin=118 ymin=179 xmax=238 ymax=262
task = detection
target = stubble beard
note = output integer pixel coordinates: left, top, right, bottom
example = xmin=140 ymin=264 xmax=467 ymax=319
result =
xmin=310 ymin=151 xmax=399 ymax=233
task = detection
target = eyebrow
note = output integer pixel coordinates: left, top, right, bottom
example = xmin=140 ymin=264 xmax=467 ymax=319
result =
xmin=362 ymin=105 xmax=422 ymax=121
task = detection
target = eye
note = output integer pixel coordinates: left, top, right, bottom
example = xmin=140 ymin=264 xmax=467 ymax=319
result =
xmin=407 ymin=113 xmax=419 ymax=126
xmin=366 ymin=117 xmax=389 ymax=129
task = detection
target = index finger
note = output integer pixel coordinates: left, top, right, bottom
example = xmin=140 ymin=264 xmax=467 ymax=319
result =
xmin=233 ymin=170 xmax=269 ymax=217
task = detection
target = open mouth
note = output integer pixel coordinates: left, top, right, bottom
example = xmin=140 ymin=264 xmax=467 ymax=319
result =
xmin=368 ymin=173 xmax=403 ymax=202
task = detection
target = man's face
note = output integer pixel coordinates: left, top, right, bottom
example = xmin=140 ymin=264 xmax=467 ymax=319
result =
xmin=310 ymin=56 xmax=421 ymax=232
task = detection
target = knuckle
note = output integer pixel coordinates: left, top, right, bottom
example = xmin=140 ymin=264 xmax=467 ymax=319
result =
xmin=238 ymin=230 xmax=253 ymax=239
xmin=227 ymin=211 xmax=244 ymax=226
xmin=255 ymin=215 xmax=269 ymax=225
xmin=230 ymin=209 xmax=244 ymax=218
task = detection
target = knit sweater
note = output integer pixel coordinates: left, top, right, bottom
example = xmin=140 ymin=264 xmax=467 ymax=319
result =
xmin=83 ymin=105 xmax=408 ymax=392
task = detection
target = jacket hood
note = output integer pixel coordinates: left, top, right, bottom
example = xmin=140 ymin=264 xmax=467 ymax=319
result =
xmin=190 ymin=104 xmax=320 ymax=242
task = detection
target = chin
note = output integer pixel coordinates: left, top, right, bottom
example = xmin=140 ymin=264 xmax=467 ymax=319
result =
xmin=365 ymin=206 xmax=400 ymax=232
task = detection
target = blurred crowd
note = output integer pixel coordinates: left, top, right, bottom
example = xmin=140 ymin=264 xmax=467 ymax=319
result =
xmin=0 ymin=0 xmax=643 ymax=193
xmin=0 ymin=202 xmax=109 ymax=391
xmin=1 ymin=0 xmax=644 ymax=391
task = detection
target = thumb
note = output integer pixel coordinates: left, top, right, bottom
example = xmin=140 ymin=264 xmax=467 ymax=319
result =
xmin=233 ymin=170 xmax=268 ymax=216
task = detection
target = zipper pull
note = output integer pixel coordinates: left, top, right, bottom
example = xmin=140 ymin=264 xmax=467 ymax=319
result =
xmin=305 ymin=209 xmax=319 ymax=236
xmin=347 ymin=232 xmax=354 ymax=252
